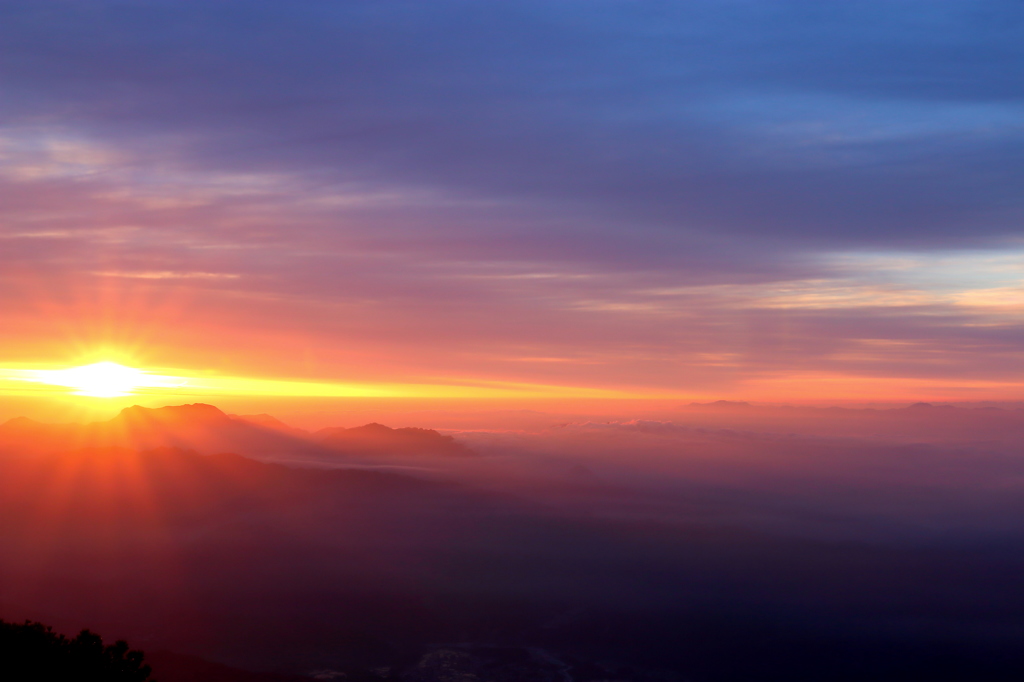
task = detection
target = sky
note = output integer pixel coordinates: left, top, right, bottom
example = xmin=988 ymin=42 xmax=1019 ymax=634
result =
xmin=1 ymin=0 xmax=1023 ymax=412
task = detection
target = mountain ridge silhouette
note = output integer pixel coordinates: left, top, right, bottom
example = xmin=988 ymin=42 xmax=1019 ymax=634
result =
xmin=0 ymin=403 xmax=474 ymax=461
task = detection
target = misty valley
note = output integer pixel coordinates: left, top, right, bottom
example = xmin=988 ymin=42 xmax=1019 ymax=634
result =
xmin=2 ymin=403 xmax=1024 ymax=680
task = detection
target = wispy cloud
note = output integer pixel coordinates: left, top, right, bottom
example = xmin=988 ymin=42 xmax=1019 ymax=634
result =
xmin=90 ymin=271 xmax=241 ymax=280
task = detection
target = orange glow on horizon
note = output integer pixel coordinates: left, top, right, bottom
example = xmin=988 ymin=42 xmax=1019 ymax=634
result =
xmin=0 ymin=360 xmax=694 ymax=402
xmin=1 ymin=352 xmax=1023 ymax=409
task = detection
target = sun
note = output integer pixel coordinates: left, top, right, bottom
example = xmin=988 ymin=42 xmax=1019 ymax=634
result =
xmin=26 ymin=361 xmax=185 ymax=398
xmin=36 ymin=362 xmax=151 ymax=398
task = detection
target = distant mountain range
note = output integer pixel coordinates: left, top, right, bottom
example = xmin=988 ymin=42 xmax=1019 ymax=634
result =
xmin=0 ymin=403 xmax=473 ymax=462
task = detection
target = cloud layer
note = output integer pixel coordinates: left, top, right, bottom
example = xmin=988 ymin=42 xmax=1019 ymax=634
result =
xmin=1 ymin=1 xmax=1023 ymax=398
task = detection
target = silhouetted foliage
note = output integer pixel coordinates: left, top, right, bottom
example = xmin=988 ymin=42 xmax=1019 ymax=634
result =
xmin=0 ymin=619 xmax=151 ymax=682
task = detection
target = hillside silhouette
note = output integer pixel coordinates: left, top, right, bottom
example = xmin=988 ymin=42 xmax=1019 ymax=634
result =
xmin=314 ymin=423 xmax=473 ymax=457
xmin=0 ymin=404 xmax=475 ymax=463
xmin=0 ymin=620 xmax=150 ymax=681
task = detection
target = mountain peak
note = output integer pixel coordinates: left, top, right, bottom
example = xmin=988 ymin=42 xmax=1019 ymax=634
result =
xmin=231 ymin=413 xmax=308 ymax=436
xmin=314 ymin=422 xmax=474 ymax=457
xmin=0 ymin=416 xmax=45 ymax=432
xmin=116 ymin=403 xmax=229 ymax=422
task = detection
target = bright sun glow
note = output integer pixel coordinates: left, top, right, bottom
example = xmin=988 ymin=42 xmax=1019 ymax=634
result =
xmin=25 ymin=362 xmax=184 ymax=398
xmin=0 ymin=362 xmax=676 ymax=401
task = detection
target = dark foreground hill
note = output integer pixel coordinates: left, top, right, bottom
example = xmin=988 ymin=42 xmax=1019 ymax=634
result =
xmin=0 ymin=620 xmax=150 ymax=681
xmin=0 ymin=620 xmax=311 ymax=682
xmin=0 ymin=619 xmax=678 ymax=682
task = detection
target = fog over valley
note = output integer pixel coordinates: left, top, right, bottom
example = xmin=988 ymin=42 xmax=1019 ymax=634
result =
xmin=3 ymin=403 xmax=1024 ymax=680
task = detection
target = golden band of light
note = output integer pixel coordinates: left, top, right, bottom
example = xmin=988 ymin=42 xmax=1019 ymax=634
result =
xmin=4 ymin=362 xmax=1024 ymax=403
xmin=0 ymin=362 xmax=663 ymax=400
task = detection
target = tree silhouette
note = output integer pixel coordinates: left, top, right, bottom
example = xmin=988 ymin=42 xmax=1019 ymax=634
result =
xmin=0 ymin=619 xmax=151 ymax=681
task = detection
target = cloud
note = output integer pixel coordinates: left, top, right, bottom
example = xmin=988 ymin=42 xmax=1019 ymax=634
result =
xmin=0 ymin=1 xmax=1023 ymax=398
xmin=1 ymin=1 xmax=1022 ymax=248
xmin=90 ymin=271 xmax=241 ymax=280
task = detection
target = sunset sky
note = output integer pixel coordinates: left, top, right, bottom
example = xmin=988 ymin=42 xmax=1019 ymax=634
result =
xmin=2 ymin=1 xmax=1023 ymax=414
